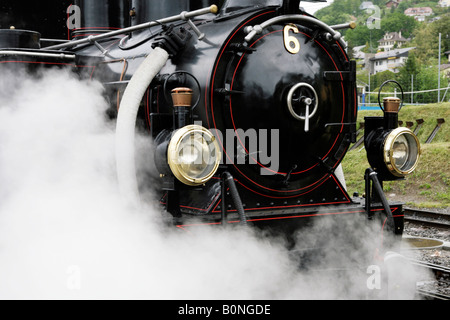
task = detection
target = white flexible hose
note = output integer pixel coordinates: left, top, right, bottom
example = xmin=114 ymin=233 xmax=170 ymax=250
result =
xmin=116 ymin=47 xmax=169 ymax=207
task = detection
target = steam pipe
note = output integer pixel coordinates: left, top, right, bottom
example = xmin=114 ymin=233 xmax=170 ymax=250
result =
xmin=365 ymin=168 xmax=395 ymax=232
xmin=44 ymin=5 xmax=218 ymax=50
xmin=116 ymin=47 xmax=169 ymax=207
xmin=0 ymin=50 xmax=75 ymax=60
xmin=221 ymin=174 xmax=227 ymax=225
xmin=330 ymin=21 xmax=357 ymax=31
xmin=244 ymin=14 xmax=347 ymax=48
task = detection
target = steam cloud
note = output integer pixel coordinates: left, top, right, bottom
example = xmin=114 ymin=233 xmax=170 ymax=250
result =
xmin=0 ymin=68 xmax=420 ymax=300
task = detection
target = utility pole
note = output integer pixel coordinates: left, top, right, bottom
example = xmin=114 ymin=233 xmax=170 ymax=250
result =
xmin=411 ymin=74 xmax=414 ymax=104
xmin=438 ymin=33 xmax=441 ymax=103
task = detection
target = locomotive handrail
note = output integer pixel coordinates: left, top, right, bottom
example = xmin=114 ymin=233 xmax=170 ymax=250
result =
xmin=44 ymin=5 xmax=219 ymax=51
xmin=244 ymin=14 xmax=347 ymax=48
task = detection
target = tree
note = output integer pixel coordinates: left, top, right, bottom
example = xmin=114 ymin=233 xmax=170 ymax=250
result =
xmin=315 ymin=0 xmax=363 ymax=20
xmin=411 ymin=23 xmax=438 ymax=64
xmin=345 ymin=24 xmax=383 ymax=48
xmin=403 ymin=52 xmax=419 ymax=77
xmin=317 ymin=11 xmax=351 ymax=26
xmin=414 ymin=65 xmax=445 ymax=103
xmin=397 ymin=52 xmax=419 ymax=93
xmin=409 ymin=14 xmax=450 ymax=65
xmin=396 ymin=0 xmax=411 ymax=14
xmin=396 ymin=58 xmax=447 ymax=103
xmin=381 ymin=12 xmax=418 ymax=39
xmin=370 ymin=70 xmax=396 ymax=92
xmin=431 ymin=15 xmax=450 ymax=60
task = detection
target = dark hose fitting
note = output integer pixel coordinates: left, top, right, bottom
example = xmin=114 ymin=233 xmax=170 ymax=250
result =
xmin=365 ymin=168 xmax=395 ymax=232
xmin=222 ymin=171 xmax=248 ymax=227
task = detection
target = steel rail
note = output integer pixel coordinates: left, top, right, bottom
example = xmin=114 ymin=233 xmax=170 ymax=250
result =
xmin=404 ymin=207 xmax=450 ymax=229
xmin=411 ymin=259 xmax=450 ymax=300
xmin=416 ymin=288 xmax=450 ymax=300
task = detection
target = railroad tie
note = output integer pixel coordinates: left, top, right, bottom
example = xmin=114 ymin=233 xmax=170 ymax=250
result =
xmin=349 ymin=122 xmax=365 ymax=151
xmin=426 ymin=118 xmax=445 ymax=144
xmin=355 ymin=122 xmax=365 ymax=137
xmin=413 ymin=119 xmax=424 ymax=135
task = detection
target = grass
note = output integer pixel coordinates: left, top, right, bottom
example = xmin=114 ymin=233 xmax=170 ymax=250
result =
xmin=341 ymin=102 xmax=450 ymax=209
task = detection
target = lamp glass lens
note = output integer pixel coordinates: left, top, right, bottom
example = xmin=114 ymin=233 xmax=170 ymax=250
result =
xmin=177 ymin=132 xmax=217 ymax=180
xmin=392 ymin=135 xmax=409 ymax=169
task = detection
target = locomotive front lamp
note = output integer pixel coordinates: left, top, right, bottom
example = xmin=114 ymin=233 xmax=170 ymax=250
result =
xmin=154 ymin=84 xmax=221 ymax=187
xmin=365 ymin=81 xmax=421 ymax=180
xmin=167 ymin=125 xmax=221 ymax=186
xmin=383 ymin=127 xmax=420 ymax=177
xmin=381 ymin=95 xmax=421 ymax=177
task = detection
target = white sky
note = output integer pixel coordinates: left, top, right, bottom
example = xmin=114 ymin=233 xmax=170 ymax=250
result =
xmin=301 ymin=0 xmax=334 ymax=14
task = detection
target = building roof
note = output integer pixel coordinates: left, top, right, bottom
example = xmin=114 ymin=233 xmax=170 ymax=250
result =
xmin=370 ymin=47 xmax=415 ymax=61
xmin=378 ymin=32 xmax=408 ymax=43
xmin=404 ymin=7 xmax=433 ymax=15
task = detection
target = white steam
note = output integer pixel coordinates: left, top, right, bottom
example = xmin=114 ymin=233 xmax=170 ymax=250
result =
xmin=0 ymin=68 xmax=420 ymax=300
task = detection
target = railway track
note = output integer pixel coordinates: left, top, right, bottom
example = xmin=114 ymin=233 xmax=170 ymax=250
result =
xmin=404 ymin=207 xmax=450 ymax=229
xmin=411 ymin=259 xmax=450 ymax=300
xmin=417 ymin=288 xmax=450 ymax=300
xmin=403 ymin=208 xmax=450 ymax=299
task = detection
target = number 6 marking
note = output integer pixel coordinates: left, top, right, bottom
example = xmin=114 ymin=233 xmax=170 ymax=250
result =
xmin=283 ymin=24 xmax=300 ymax=54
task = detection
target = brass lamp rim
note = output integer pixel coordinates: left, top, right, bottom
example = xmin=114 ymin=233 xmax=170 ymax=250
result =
xmin=383 ymin=127 xmax=421 ymax=177
xmin=167 ymin=125 xmax=221 ymax=186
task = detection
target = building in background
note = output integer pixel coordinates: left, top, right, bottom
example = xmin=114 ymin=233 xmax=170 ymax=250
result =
xmin=369 ymin=47 xmax=415 ymax=74
xmin=404 ymin=7 xmax=433 ymax=21
xmin=377 ymin=32 xmax=408 ymax=51
xmin=437 ymin=0 xmax=450 ymax=7
xmin=385 ymin=0 xmax=400 ymax=9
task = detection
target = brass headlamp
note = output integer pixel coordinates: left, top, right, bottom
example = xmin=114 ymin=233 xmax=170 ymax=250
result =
xmin=154 ymin=87 xmax=221 ymax=187
xmin=365 ymin=81 xmax=421 ymax=180
xmin=167 ymin=124 xmax=221 ymax=186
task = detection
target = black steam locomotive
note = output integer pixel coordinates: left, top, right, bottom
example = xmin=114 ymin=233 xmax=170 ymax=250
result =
xmin=0 ymin=1 xmax=420 ymax=247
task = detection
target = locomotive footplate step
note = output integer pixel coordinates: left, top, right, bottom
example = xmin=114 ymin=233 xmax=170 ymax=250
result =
xmin=176 ymin=200 xmax=404 ymax=238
